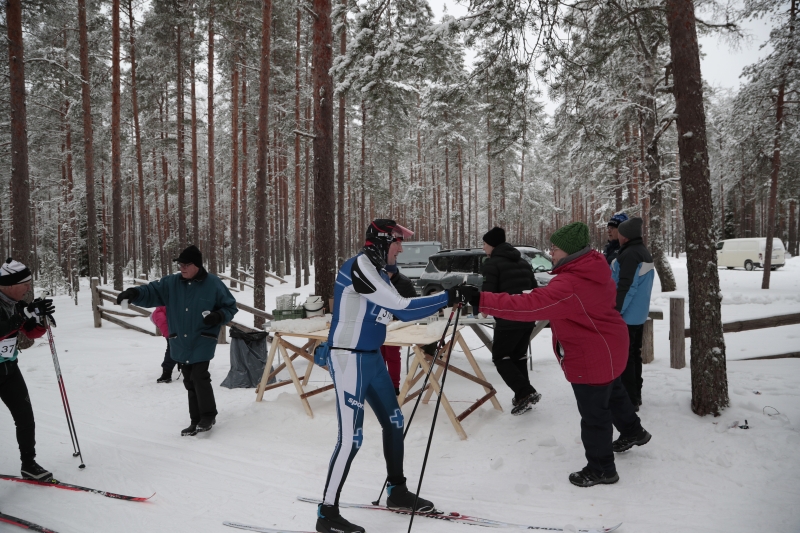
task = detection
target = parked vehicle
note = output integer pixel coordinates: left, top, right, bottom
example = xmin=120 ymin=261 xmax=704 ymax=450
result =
xmin=416 ymin=246 xmax=554 ymax=296
xmin=716 ymin=238 xmax=786 ymax=270
xmin=395 ymin=241 xmax=441 ymax=280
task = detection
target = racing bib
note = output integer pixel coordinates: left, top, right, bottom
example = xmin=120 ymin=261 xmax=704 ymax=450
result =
xmin=0 ymin=335 xmax=18 ymax=359
xmin=376 ymin=309 xmax=394 ymax=325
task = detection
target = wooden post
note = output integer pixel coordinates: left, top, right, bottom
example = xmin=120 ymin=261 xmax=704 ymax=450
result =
xmin=90 ymin=277 xmax=102 ymax=328
xmin=669 ymin=297 xmax=685 ymax=369
xmin=642 ymin=317 xmax=654 ymax=364
xmin=217 ymin=325 xmax=228 ymax=345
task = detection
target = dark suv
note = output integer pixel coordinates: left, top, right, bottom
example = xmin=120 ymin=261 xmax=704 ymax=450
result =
xmin=416 ymin=246 xmax=554 ymax=296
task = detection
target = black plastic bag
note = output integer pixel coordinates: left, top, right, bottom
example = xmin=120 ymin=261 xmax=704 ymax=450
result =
xmin=220 ymin=327 xmax=275 ymax=389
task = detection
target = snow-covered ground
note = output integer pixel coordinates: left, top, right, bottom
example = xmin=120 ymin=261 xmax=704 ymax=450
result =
xmin=1 ymin=258 xmax=798 ymax=533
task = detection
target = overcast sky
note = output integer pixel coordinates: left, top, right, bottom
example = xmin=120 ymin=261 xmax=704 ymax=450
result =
xmin=427 ymin=0 xmax=775 ymax=108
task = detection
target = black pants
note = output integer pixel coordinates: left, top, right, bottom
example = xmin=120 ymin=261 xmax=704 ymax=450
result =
xmin=491 ymin=324 xmax=536 ymax=400
xmin=0 ymin=360 xmax=36 ymax=463
xmin=621 ymin=324 xmax=644 ymax=405
xmin=571 ymin=377 xmax=642 ymax=475
xmin=182 ymin=361 xmax=217 ymax=424
xmin=161 ymin=342 xmax=177 ymax=372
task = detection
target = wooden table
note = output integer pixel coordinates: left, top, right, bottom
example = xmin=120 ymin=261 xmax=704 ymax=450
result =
xmin=255 ymin=324 xmax=501 ymax=438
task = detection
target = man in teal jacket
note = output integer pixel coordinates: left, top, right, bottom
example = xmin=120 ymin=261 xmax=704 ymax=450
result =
xmin=117 ymin=246 xmax=238 ymax=435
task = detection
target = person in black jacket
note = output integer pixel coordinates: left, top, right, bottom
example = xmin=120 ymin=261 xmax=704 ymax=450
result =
xmin=603 ymin=213 xmax=628 ymax=266
xmin=481 ymin=227 xmax=541 ymax=415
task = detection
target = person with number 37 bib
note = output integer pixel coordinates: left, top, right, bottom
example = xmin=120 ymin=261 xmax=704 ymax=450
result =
xmin=315 ymin=219 xmax=449 ymax=533
xmin=0 ymin=258 xmax=55 ymax=483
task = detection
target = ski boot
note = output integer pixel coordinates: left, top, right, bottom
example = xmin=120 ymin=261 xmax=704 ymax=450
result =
xmin=386 ymin=483 xmax=435 ymax=512
xmin=21 ymin=460 xmax=53 ymax=482
xmin=569 ymin=466 xmax=619 ymax=487
xmin=612 ymin=428 xmax=651 ymax=453
xmin=316 ymin=504 xmax=365 ymax=533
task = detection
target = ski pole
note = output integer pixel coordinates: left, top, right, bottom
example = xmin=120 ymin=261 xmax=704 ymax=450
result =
xmin=407 ymin=302 xmax=463 ymax=533
xmin=45 ymin=316 xmax=85 ymax=469
xmin=372 ymin=303 xmax=461 ymax=506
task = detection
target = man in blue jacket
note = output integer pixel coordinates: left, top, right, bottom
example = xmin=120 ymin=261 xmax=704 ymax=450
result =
xmin=611 ymin=218 xmax=654 ymax=411
xmin=116 ymin=245 xmax=238 ymax=435
xmin=316 ymin=219 xmax=449 ymax=533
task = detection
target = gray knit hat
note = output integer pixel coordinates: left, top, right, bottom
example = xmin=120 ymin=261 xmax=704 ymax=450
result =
xmin=618 ymin=217 xmax=643 ymax=239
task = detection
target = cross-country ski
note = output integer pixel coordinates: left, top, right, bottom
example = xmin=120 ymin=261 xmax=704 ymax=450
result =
xmin=297 ymin=496 xmax=621 ymax=532
xmin=2 ymin=3 xmax=799 ymax=530
xmin=0 ymin=474 xmax=154 ymax=502
xmin=0 ymin=511 xmax=59 ymax=533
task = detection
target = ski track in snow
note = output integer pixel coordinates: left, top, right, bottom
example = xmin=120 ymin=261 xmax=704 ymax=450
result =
xmin=1 ymin=259 xmax=799 ymax=532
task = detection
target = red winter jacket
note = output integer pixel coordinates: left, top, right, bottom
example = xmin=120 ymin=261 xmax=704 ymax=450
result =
xmin=150 ymin=306 xmax=169 ymax=338
xmin=480 ymin=250 xmax=629 ymax=385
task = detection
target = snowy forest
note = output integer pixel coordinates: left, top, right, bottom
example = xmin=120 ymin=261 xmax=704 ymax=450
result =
xmin=1 ymin=0 xmax=798 ymax=408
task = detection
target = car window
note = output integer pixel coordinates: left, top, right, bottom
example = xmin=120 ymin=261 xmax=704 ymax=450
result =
xmin=449 ymin=255 xmax=476 ymax=273
xmin=522 ymin=251 xmax=553 ymax=271
xmin=716 ymin=241 xmax=724 ymax=251
xmin=431 ymin=256 xmax=451 ymax=272
xmin=397 ymin=245 xmax=440 ymax=264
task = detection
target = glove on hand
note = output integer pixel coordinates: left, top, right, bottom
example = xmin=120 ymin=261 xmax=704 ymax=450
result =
xmin=116 ymin=287 xmax=140 ymax=305
xmin=446 ymin=284 xmax=480 ymax=310
xmin=26 ymin=298 xmax=55 ymax=317
xmin=202 ymin=310 xmax=224 ymax=326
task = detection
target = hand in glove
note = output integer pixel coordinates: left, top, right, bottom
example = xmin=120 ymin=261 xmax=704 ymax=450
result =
xmin=116 ymin=287 xmax=140 ymax=305
xmin=26 ymin=298 xmax=55 ymax=318
xmin=202 ymin=310 xmax=224 ymax=326
xmin=446 ymin=284 xmax=481 ymax=311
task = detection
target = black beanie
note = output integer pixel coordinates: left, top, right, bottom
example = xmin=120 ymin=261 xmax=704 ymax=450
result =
xmin=618 ymin=217 xmax=643 ymax=240
xmin=173 ymin=245 xmax=203 ymax=268
xmin=482 ymin=227 xmax=506 ymax=248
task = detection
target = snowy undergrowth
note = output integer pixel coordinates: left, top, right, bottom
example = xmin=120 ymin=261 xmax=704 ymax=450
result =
xmin=0 ymin=261 xmax=798 ymax=533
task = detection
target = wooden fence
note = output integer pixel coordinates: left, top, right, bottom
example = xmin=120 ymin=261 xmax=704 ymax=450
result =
xmin=90 ymin=276 xmax=274 ymax=342
xmin=668 ymin=297 xmax=800 ymax=367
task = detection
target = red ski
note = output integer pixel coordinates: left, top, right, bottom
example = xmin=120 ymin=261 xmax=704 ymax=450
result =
xmin=0 ymin=511 xmax=60 ymax=533
xmin=0 ymin=475 xmax=154 ymax=502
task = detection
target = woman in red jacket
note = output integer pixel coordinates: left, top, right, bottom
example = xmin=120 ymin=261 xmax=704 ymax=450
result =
xmin=473 ymin=223 xmax=651 ymax=487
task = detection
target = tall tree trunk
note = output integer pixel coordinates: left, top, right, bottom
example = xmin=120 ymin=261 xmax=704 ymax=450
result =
xmin=153 ymin=148 xmax=167 ymax=275
xmin=111 ymin=0 xmax=124 ymax=289
xmin=337 ymin=0 xmax=347 ymax=267
xmin=176 ymin=23 xmax=186 ymax=249
xmin=129 ymin=1 xmax=149 ymax=277
xmin=7 ymin=0 xmax=32 ymax=267
xmin=190 ymin=8 xmax=200 ymax=246
xmin=641 ymin=56 xmax=676 ymax=292
xmin=230 ymin=44 xmax=240 ymax=285
xmin=303 ymin=77 xmax=311 ymax=286
xmin=253 ymin=0 xmax=273 ymax=326
xmin=207 ymin=1 xmax=217 ymax=273
xmin=160 ymin=91 xmax=171 ymax=268
xmin=240 ymin=59 xmax=249 ymax=284
xmin=666 ymin=0 xmax=728 ymax=416
xmin=313 ymin=0 xmax=336 ymax=304
xmin=78 ymin=0 xmax=99 ymax=279
xmin=294 ymin=7 xmax=302 ymax=288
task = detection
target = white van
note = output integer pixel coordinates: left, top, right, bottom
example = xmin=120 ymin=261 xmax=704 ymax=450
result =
xmin=716 ymin=238 xmax=786 ymax=270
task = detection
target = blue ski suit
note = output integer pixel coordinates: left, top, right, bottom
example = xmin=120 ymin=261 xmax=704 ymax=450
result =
xmin=321 ymin=251 xmax=448 ymax=507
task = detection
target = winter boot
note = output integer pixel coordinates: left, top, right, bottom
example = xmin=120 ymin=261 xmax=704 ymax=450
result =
xmin=316 ymin=504 xmax=365 ymax=533
xmin=568 ymin=466 xmax=619 ymax=487
xmin=612 ymin=428 xmax=651 ymax=453
xmin=181 ymin=424 xmax=198 ymax=437
xmin=21 ymin=460 xmax=53 ymax=482
xmin=386 ymin=483 xmax=435 ymax=512
xmin=157 ymin=369 xmax=172 ymax=383
xmin=511 ymin=391 xmax=542 ymax=416
xmin=196 ymin=417 xmax=216 ymax=433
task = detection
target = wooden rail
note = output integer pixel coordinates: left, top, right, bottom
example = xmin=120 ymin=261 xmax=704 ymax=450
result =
xmin=670 ymin=297 xmax=800 ymax=366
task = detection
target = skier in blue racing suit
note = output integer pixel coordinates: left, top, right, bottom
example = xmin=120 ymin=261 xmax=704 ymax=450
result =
xmin=316 ymin=219 xmax=449 ymax=533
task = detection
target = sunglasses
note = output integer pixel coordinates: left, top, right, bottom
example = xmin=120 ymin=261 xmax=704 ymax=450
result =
xmin=177 ymin=262 xmax=193 ymax=268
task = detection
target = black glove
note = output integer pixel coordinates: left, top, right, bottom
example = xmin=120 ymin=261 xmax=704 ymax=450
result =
xmin=203 ymin=310 xmax=224 ymax=326
xmin=26 ymin=298 xmax=55 ymax=317
xmin=447 ymin=284 xmax=480 ymax=310
xmin=116 ymin=287 xmax=140 ymax=305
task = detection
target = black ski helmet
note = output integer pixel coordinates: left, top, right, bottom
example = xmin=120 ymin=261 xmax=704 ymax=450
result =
xmin=364 ymin=219 xmax=413 ymax=261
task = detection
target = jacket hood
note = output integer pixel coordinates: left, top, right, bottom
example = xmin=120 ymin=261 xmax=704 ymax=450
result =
xmin=553 ymin=249 xmax=611 ymax=285
xmin=490 ymin=242 xmax=521 ymax=261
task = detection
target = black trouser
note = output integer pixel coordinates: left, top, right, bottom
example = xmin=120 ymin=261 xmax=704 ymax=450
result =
xmin=181 ymin=361 xmax=217 ymax=424
xmin=0 ymin=360 xmax=36 ymax=463
xmin=491 ymin=324 xmax=536 ymax=400
xmin=621 ymin=324 xmax=644 ymax=405
xmin=571 ymin=377 xmax=642 ymax=475
xmin=161 ymin=342 xmax=177 ymax=372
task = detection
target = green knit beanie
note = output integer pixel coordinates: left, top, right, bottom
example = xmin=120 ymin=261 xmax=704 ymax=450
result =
xmin=550 ymin=222 xmax=590 ymax=255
